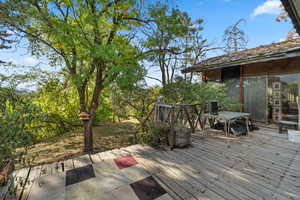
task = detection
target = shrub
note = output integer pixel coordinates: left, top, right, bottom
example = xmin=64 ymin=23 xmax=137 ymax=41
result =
xmin=161 ymin=77 xmax=238 ymax=112
xmin=0 ymin=88 xmax=37 ymax=168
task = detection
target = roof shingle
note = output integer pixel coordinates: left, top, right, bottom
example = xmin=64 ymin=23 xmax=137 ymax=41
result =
xmin=182 ymin=38 xmax=300 ymax=73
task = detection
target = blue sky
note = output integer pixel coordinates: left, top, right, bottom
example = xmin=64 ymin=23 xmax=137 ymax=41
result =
xmin=0 ymin=0 xmax=293 ymax=86
xmin=176 ymin=0 xmax=292 ymax=50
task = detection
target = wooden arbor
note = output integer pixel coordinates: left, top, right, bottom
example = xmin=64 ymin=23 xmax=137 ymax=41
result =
xmin=154 ymin=103 xmax=203 ymax=148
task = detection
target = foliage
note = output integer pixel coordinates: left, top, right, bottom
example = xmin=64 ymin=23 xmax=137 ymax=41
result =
xmin=148 ymin=120 xmax=169 ymax=141
xmin=223 ymin=19 xmax=248 ymax=53
xmin=142 ymin=2 xmax=207 ymax=85
xmin=276 ymin=4 xmax=299 ymax=40
xmin=111 ymin=83 xmax=160 ymax=126
xmin=138 ymin=120 xmax=169 ymax=145
xmin=161 ymin=77 xmax=238 ymax=111
xmin=110 ymin=82 xmax=161 ymax=144
xmin=35 ymin=76 xmax=79 ymax=137
xmin=0 ymin=0 xmax=145 ymax=152
xmin=93 ymin=89 xmax=114 ymax=123
xmin=0 ymin=28 xmax=13 ymax=50
xmin=0 ymin=87 xmax=37 ymax=168
xmin=0 ymin=67 xmax=84 ymax=169
xmin=174 ymin=122 xmax=187 ymax=129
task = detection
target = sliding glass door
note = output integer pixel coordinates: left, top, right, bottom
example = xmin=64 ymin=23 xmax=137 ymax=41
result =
xmin=244 ymin=76 xmax=267 ymax=122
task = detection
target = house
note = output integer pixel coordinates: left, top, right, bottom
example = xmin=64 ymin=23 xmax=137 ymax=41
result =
xmin=281 ymin=0 xmax=300 ymax=35
xmin=182 ymin=38 xmax=300 ymax=123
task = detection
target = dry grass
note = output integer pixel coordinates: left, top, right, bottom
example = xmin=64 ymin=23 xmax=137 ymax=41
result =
xmin=16 ymin=122 xmax=136 ymax=169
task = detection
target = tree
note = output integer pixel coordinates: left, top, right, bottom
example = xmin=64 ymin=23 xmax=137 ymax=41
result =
xmin=180 ymin=19 xmax=210 ymax=82
xmin=0 ymin=28 xmax=13 ymax=64
xmin=161 ymin=77 xmax=234 ymax=109
xmin=0 ymin=29 xmax=12 ymax=49
xmin=142 ymin=2 xmax=206 ymax=86
xmin=112 ymin=83 xmax=158 ymax=123
xmin=0 ymin=0 xmax=144 ymax=152
xmin=276 ymin=4 xmax=299 ymax=40
xmin=223 ymin=19 xmax=247 ymax=53
xmin=0 ymin=73 xmax=45 ymax=168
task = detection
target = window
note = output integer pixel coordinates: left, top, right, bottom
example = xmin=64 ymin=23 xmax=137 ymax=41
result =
xmin=268 ymin=74 xmax=299 ymax=122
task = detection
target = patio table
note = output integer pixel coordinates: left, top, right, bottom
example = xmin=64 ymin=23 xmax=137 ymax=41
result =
xmin=202 ymin=111 xmax=251 ymax=136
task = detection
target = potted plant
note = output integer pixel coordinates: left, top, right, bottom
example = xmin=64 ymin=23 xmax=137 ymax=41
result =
xmin=288 ymin=74 xmax=300 ymax=143
xmin=174 ymin=123 xmax=191 ymax=148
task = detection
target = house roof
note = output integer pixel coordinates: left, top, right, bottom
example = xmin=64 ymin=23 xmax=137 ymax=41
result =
xmin=281 ymin=0 xmax=300 ymax=35
xmin=182 ymin=38 xmax=300 ymax=73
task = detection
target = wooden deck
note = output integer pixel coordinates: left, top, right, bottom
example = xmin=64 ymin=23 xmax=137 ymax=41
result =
xmin=2 ymin=127 xmax=300 ymax=200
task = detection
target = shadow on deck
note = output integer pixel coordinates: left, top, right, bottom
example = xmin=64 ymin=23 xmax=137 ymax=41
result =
xmin=4 ymin=127 xmax=300 ymax=200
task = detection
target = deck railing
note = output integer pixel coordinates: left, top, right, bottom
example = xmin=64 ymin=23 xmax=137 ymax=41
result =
xmin=154 ymin=103 xmax=203 ymax=147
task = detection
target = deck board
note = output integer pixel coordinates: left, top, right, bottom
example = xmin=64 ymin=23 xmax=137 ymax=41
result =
xmin=2 ymin=128 xmax=300 ymax=200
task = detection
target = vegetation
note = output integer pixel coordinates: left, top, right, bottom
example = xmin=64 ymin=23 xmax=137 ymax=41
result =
xmin=15 ymin=122 xmax=135 ymax=169
xmin=142 ymin=2 xmax=208 ymax=85
xmin=111 ymin=83 xmax=159 ymax=130
xmin=223 ymin=19 xmax=248 ymax=53
xmin=1 ymin=0 xmax=145 ymax=152
xmin=276 ymin=4 xmax=299 ymax=40
xmin=0 ymin=1 xmax=232 ymax=169
xmin=0 ymin=85 xmax=36 ymax=168
xmin=161 ymin=77 xmax=236 ymax=111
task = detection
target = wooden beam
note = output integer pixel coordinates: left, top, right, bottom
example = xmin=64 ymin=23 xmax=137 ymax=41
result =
xmin=240 ymin=65 xmax=245 ymax=112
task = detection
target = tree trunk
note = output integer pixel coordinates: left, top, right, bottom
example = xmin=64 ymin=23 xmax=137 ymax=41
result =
xmin=83 ymin=118 xmax=93 ymax=153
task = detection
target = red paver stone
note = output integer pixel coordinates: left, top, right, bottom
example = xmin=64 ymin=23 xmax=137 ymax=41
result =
xmin=114 ymin=155 xmax=138 ymax=169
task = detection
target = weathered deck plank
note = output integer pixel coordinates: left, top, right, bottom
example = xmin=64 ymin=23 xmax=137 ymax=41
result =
xmin=3 ymin=128 xmax=299 ymax=200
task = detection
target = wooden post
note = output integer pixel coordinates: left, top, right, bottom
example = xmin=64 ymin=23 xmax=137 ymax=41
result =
xmin=202 ymin=72 xmax=207 ymax=82
xmin=240 ymin=65 xmax=245 ymax=112
xmin=169 ymin=107 xmax=175 ymax=150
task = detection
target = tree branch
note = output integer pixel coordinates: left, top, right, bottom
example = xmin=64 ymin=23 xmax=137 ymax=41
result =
xmin=145 ymin=75 xmax=162 ymax=83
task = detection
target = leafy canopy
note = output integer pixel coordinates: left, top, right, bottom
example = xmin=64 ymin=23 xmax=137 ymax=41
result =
xmin=1 ymin=0 xmax=143 ymax=105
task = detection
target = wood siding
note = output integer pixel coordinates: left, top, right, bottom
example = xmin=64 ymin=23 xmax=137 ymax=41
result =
xmin=203 ymin=57 xmax=300 ymax=81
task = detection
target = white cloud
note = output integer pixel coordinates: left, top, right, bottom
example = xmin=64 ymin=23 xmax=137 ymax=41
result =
xmin=279 ymin=38 xmax=285 ymax=42
xmin=24 ymin=57 xmax=37 ymax=64
xmin=252 ymin=0 xmax=282 ymax=17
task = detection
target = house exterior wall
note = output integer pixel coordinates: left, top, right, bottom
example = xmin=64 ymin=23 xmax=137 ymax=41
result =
xmin=203 ymin=57 xmax=300 ymax=80
xmin=244 ymin=57 xmax=300 ymax=76
xmin=201 ymin=57 xmax=300 ymax=123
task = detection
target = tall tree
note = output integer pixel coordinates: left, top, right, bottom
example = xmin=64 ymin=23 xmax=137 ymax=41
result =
xmin=142 ymin=3 xmax=206 ymax=86
xmin=223 ymin=19 xmax=247 ymax=53
xmin=180 ymin=18 xmax=210 ymax=82
xmin=0 ymin=0 xmax=144 ymax=152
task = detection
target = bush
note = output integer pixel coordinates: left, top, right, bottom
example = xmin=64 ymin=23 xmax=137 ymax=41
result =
xmin=111 ymin=84 xmax=160 ymax=126
xmin=0 ymin=88 xmax=37 ymax=167
xmin=146 ymin=121 xmax=169 ymax=145
xmin=35 ymin=77 xmax=80 ymax=134
xmin=161 ymin=77 xmax=238 ymax=112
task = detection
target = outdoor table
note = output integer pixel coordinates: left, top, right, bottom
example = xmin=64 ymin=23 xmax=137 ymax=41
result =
xmin=202 ymin=111 xmax=251 ymax=136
